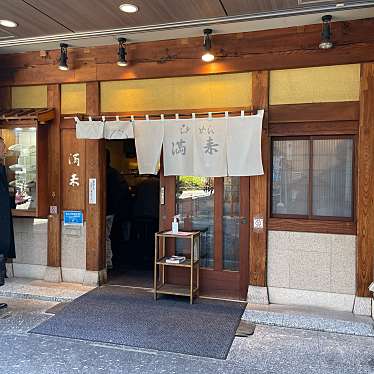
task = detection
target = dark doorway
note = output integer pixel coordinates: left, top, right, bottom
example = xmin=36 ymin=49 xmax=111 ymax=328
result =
xmin=105 ymin=139 xmax=159 ymax=288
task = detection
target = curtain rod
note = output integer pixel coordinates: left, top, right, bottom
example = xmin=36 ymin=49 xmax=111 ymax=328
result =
xmin=63 ymin=108 xmax=260 ymax=121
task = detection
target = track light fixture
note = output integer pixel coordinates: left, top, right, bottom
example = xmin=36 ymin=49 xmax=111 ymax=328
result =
xmin=117 ymin=37 xmax=128 ymax=67
xmin=319 ymin=15 xmax=333 ymax=50
xmin=202 ymin=28 xmax=214 ymax=63
xmin=58 ymin=43 xmax=69 ymax=71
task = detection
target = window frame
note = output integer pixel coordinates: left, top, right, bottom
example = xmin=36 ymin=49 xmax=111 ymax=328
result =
xmin=269 ymin=135 xmax=356 ymax=222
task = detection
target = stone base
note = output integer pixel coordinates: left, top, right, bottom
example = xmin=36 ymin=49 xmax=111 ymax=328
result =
xmin=5 ymin=263 xmax=14 ymax=278
xmin=353 ymin=296 xmax=372 ymax=316
xmin=83 ymin=269 xmax=107 ymax=287
xmin=12 ymin=263 xmax=47 ymax=279
xmin=44 ymin=266 xmax=62 ymax=283
xmin=247 ymin=285 xmax=269 ymax=304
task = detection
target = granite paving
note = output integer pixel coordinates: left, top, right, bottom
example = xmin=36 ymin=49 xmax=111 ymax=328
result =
xmin=1 ymin=297 xmax=374 ymax=373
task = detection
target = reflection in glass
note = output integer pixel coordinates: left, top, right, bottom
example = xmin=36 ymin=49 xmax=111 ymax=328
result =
xmin=223 ymin=177 xmax=240 ymax=271
xmin=176 ymin=176 xmax=214 ymax=268
xmin=272 ymin=140 xmax=309 ymax=216
xmin=1 ymin=127 xmax=37 ymax=211
xmin=312 ymin=138 xmax=353 ymax=217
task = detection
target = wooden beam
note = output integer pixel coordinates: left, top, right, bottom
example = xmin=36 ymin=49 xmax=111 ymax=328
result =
xmin=357 ymin=63 xmax=374 ymax=297
xmin=47 ymin=84 xmax=61 ymax=268
xmin=1 ymin=18 xmax=374 ymax=86
xmin=249 ymin=71 xmax=269 ymax=287
xmin=85 ymin=82 xmax=106 ymax=272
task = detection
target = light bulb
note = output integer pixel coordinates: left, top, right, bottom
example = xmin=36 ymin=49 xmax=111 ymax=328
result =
xmin=202 ymin=52 xmax=215 ymax=62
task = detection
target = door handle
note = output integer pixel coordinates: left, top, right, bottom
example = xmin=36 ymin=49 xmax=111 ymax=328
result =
xmin=240 ymin=217 xmax=248 ymax=224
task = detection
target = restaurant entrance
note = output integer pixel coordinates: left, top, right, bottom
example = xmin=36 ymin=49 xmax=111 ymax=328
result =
xmin=105 ymin=139 xmax=159 ymax=288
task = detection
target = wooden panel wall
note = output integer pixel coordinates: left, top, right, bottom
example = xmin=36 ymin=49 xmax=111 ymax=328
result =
xmin=47 ymin=84 xmax=61 ymax=268
xmin=357 ymin=63 xmax=374 ymax=297
xmin=61 ymin=128 xmax=86 ymax=211
xmin=85 ymin=82 xmax=106 ymax=271
xmin=249 ymin=71 xmax=269 ymax=287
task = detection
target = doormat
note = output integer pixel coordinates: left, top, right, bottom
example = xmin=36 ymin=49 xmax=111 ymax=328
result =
xmin=30 ymin=286 xmax=246 ymax=359
xmin=45 ymin=302 xmax=70 ymax=315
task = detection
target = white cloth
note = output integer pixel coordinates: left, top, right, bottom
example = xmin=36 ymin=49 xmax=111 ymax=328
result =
xmin=75 ymin=119 xmax=104 ymax=139
xmin=163 ymin=119 xmax=194 ymax=176
xmin=104 ymin=120 xmax=134 ymax=140
xmin=193 ymin=117 xmax=228 ymax=177
xmin=227 ymin=110 xmax=264 ymax=176
xmin=134 ymin=119 xmax=164 ymax=174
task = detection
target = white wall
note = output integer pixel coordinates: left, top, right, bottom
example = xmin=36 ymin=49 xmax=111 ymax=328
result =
xmin=267 ymin=231 xmax=356 ymax=311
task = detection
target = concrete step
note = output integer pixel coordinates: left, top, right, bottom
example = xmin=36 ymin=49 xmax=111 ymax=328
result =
xmin=242 ymin=303 xmax=374 ymax=337
xmin=0 ymin=277 xmax=93 ymax=303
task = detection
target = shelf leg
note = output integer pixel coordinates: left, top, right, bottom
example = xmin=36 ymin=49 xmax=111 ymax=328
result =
xmin=154 ymin=234 xmax=158 ymax=301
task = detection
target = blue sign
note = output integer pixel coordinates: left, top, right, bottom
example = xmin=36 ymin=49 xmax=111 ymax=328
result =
xmin=63 ymin=211 xmax=83 ymax=226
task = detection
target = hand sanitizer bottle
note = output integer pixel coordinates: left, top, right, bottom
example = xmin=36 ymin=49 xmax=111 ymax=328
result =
xmin=172 ymin=215 xmax=179 ymax=234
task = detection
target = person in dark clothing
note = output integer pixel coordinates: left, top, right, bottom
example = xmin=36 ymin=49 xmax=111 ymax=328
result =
xmin=105 ymin=149 xmax=125 ymax=268
xmin=0 ymin=137 xmax=16 ymax=310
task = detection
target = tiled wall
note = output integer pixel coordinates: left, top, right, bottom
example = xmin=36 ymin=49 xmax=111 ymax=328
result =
xmin=268 ymin=231 xmax=356 ymax=294
xmin=61 ymin=223 xmax=86 ymax=283
xmin=12 ymin=218 xmax=48 ymax=278
xmin=267 ymin=231 xmax=356 ymax=310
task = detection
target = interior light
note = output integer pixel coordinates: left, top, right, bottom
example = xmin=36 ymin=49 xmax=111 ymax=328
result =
xmin=58 ymin=43 xmax=69 ymax=71
xmin=319 ymin=15 xmax=333 ymax=50
xmin=0 ymin=19 xmax=18 ymax=28
xmin=202 ymin=28 xmax=214 ymax=63
xmin=119 ymin=3 xmax=139 ymax=13
xmin=117 ymin=38 xmax=128 ymax=67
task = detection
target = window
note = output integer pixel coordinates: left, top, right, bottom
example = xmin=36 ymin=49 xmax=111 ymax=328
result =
xmin=271 ymin=137 xmax=354 ymax=220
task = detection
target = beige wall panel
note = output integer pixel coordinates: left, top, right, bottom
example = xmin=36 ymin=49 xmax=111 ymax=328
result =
xmin=61 ymin=83 xmax=86 ymax=114
xmin=270 ymin=64 xmax=360 ymax=105
xmin=101 ymin=73 xmax=252 ymax=112
xmin=12 ymin=85 xmax=47 ymax=108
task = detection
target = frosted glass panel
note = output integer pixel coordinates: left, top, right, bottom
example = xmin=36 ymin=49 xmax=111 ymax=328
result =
xmin=312 ymin=139 xmax=353 ymax=218
xmin=272 ymin=140 xmax=309 ymax=215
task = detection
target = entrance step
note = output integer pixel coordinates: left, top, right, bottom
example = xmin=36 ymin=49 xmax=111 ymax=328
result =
xmin=242 ymin=303 xmax=374 ymax=337
xmin=0 ymin=277 xmax=93 ymax=303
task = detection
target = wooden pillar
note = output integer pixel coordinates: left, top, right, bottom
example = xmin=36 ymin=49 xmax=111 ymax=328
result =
xmin=249 ymin=71 xmax=269 ymax=287
xmin=47 ymin=84 xmax=62 ymax=270
xmin=0 ymin=86 xmax=11 ymax=110
xmin=357 ymin=63 xmax=374 ymax=297
xmin=85 ymin=82 xmax=106 ymax=272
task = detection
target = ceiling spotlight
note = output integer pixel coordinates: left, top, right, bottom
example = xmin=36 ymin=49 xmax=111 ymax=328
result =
xmin=319 ymin=15 xmax=333 ymax=50
xmin=0 ymin=19 xmax=18 ymax=28
xmin=202 ymin=28 xmax=214 ymax=63
xmin=119 ymin=3 xmax=139 ymax=13
xmin=58 ymin=43 xmax=69 ymax=71
xmin=117 ymin=38 xmax=128 ymax=67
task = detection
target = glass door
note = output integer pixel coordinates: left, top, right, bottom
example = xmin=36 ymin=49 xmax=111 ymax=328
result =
xmin=173 ymin=176 xmax=249 ymax=299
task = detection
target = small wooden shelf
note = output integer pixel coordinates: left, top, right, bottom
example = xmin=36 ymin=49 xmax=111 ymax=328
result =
xmin=154 ymin=230 xmax=200 ymax=304
xmin=155 ymin=284 xmax=199 ymax=297
xmin=156 ymin=257 xmax=199 ymax=267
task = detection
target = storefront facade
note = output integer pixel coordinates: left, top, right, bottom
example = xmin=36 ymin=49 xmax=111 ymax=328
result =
xmin=0 ymin=17 xmax=373 ymax=316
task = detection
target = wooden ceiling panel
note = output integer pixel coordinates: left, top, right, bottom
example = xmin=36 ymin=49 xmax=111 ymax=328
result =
xmin=0 ymin=0 xmax=70 ymax=38
xmin=24 ymin=0 xmax=226 ymax=33
xmin=221 ymin=0 xmax=299 ymax=15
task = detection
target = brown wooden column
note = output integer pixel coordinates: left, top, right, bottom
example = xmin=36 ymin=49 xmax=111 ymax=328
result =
xmin=249 ymin=71 xmax=269 ymax=287
xmin=357 ymin=63 xmax=374 ymax=297
xmin=85 ymin=82 xmax=106 ymax=272
xmin=47 ymin=84 xmax=62 ymax=270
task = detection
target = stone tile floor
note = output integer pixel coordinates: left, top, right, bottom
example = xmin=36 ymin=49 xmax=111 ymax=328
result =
xmin=0 ymin=277 xmax=94 ymax=302
xmin=1 ymin=297 xmax=374 ymax=374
